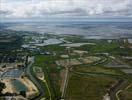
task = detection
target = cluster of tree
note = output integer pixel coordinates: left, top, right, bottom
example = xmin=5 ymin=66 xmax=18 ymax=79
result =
xmin=0 ymin=82 xmax=6 ymax=94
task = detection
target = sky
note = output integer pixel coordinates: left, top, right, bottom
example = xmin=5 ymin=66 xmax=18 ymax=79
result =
xmin=0 ymin=0 xmax=132 ymax=21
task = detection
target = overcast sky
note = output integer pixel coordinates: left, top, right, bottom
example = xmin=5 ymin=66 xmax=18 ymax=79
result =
xmin=0 ymin=0 xmax=132 ymax=20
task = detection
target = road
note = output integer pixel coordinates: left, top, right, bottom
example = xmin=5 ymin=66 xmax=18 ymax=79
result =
xmin=70 ymin=55 xmax=129 ymax=100
xmin=60 ymin=54 xmax=108 ymax=100
xmin=72 ymin=68 xmax=129 ymax=100
xmin=60 ymin=54 xmax=129 ymax=100
xmin=61 ymin=67 xmax=69 ymax=99
xmin=26 ymin=57 xmax=45 ymax=100
xmin=109 ymin=79 xmax=128 ymax=100
xmin=42 ymin=79 xmax=52 ymax=100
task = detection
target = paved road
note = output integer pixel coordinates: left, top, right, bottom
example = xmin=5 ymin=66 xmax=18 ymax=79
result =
xmin=71 ymin=59 xmax=129 ymax=100
xmin=60 ymin=54 xmax=129 ymax=100
xmin=26 ymin=57 xmax=45 ymax=100
xmin=60 ymin=54 xmax=108 ymax=100
xmin=61 ymin=67 xmax=69 ymax=99
xmin=109 ymin=80 xmax=128 ymax=100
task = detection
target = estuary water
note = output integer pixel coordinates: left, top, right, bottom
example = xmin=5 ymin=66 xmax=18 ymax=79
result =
xmin=4 ymin=21 xmax=132 ymax=39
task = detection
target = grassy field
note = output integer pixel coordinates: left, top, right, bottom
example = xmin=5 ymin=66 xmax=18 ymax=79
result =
xmin=63 ymin=35 xmax=87 ymax=43
xmin=34 ymin=55 xmax=63 ymax=99
xmin=78 ymin=41 xmax=119 ymax=53
xmin=74 ymin=66 xmax=124 ymax=75
xmin=68 ymin=38 xmax=132 ymax=56
xmin=66 ymin=73 xmax=116 ymax=100
xmin=35 ymin=55 xmax=56 ymax=64
xmin=119 ymin=93 xmax=132 ymax=100
xmin=41 ymin=44 xmax=66 ymax=54
xmin=32 ymin=38 xmax=132 ymax=100
xmin=127 ymin=85 xmax=132 ymax=92
xmin=119 ymin=84 xmax=132 ymax=100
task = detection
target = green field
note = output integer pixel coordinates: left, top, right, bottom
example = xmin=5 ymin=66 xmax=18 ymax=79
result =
xmin=41 ymin=44 xmax=66 ymax=54
xmin=34 ymin=55 xmax=63 ymax=99
xmin=74 ymin=66 xmax=123 ymax=75
xmin=79 ymin=42 xmax=121 ymax=55
xmin=63 ymin=35 xmax=87 ymax=43
xmin=127 ymin=85 xmax=132 ymax=92
xmin=66 ymin=73 xmax=116 ymax=100
xmin=119 ymin=91 xmax=132 ymax=100
xmin=119 ymin=84 xmax=132 ymax=100
xmin=32 ymin=37 xmax=132 ymax=100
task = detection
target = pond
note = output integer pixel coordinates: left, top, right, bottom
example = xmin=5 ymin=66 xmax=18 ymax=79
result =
xmin=12 ymin=79 xmax=28 ymax=92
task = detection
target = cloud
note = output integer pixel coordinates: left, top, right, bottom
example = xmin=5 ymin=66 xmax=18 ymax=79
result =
xmin=0 ymin=10 xmax=11 ymax=15
xmin=0 ymin=0 xmax=132 ymax=18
